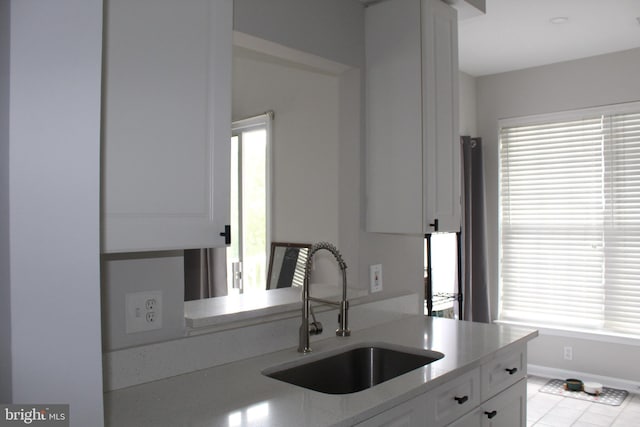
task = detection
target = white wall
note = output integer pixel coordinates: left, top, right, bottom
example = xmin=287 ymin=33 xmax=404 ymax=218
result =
xmin=102 ymin=253 xmax=186 ymax=351
xmin=339 ymin=67 xmax=366 ymax=293
xmin=528 ymin=334 xmax=640 ymax=384
xmin=8 ymin=0 xmax=104 ymax=425
xmin=233 ymin=0 xmax=426 ymax=298
xmin=459 ymin=71 xmax=477 ymax=136
xmin=476 ymin=47 xmax=640 ymax=382
xmin=232 ymin=50 xmax=341 ymax=286
xmin=0 ymin=0 xmax=11 ymax=404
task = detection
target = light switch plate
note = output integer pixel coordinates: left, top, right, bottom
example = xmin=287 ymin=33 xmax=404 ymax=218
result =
xmin=370 ymin=264 xmax=383 ymax=293
xmin=126 ymin=290 xmax=162 ymax=334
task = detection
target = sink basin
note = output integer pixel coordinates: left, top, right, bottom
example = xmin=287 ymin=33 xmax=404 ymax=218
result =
xmin=263 ymin=345 xmax=444 ymax=394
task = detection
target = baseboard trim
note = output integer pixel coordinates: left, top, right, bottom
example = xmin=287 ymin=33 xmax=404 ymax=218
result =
xmin=528 ymin=364 xmax=640 ymax=393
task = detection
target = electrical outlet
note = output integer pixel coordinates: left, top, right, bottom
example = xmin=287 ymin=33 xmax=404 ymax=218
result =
xmin=146 ymin=311 xmax=156 ymax=323
xmin=563 ymin=346 xmax=573 ymax=361
xmin=370 ymin=264 xmax=383 ymax=293
xmin=126 ymin=291 xmax=162 ymax=334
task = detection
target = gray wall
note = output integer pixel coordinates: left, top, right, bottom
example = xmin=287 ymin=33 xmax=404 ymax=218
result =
xmin=459 ymin=71 xmax=477 ymax=136
xmin=234 ymin=0 xmax=364 ymax=69
xmin=0 ymin=0 xmax=11 ymax=403
xmin=476 ymin=47 xmax=640 ymax=381
xmin=102 ymin=254 xmax=185 ymax=351
xmin=235 ymin=0 xmax=425 ymax=300
xmin=233 ymin=49 xmax=342 ymax=286
xmin=8 ymin=0 xmax=104 ymax=424
xmin=102 ymin=48 xmax=346 ymax=352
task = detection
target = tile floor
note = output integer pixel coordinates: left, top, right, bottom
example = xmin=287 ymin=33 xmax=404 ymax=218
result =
xmin=527 ymin=375 xmax=640 ymax=427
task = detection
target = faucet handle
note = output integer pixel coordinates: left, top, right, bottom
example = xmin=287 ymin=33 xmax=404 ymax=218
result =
xmin=309 ymin=321 xmax=323 ymax=335
xmin=309 ymin=306 xmax=323 ymax=336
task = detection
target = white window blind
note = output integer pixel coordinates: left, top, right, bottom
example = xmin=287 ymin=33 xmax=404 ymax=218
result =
xmin=499 ymin=105 xmax=640 ymax=337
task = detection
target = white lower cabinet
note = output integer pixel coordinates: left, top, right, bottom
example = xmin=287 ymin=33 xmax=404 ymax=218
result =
xmin=448 ymin=379 xmax=527 ymax=427
xmin=355 ymin=345 xmax=527 ymax=427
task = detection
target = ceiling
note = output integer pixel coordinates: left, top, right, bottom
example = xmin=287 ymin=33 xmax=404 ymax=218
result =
xmin=458 ymin=0 xmax=640 ymax=76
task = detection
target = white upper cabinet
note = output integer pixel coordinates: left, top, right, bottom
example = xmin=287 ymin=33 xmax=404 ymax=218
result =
xmin=102 ymin=0 xmax=232 ymax=253
xmin=422 ymin=0 xmax=461 ymax=233
xmin=365 ymin=0 xmax=423 ymax=234
xmin=366 ymin=0 xmax=461 ymax=234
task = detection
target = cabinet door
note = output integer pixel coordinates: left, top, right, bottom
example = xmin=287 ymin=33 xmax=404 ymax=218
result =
xmin=356 ymin=394 xmax=427 ymax=427
xmin=480 ymin=379 xmax=527 ymax=427
xmin=103 ymin=0 xmax=232 ymax=252
xmin=365 ymin=0 xmax=423 ymax=234
xmin=448 ymin=379 xmax=527 ymax=427
xmin=422 ymin=0 xmax=461 ymax=233
xmin=365 ymin=0 xmax=460 ymax=234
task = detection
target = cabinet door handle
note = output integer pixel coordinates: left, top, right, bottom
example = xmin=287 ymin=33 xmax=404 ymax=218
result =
xmin=429 ymin=218 xmax=439 ymax=232
xmin=505 ymin=367 xmax=518 ymax=375
xmin=219 ymin=225 xmax=231 ymax=245
xmin=484 ymin=410 xmax=497 ymax=419
xmin=454 ymin=395 xmax=468 ymax=405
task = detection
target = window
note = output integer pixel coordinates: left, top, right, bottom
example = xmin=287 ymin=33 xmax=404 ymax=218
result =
xmin=499 ymin=103 xmax=640 ymax=337
xmin=227 ymin=113 xmax=272 ymax=295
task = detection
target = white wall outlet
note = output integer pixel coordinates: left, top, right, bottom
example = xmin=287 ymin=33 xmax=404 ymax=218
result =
xmin=563 ymin=346 xmax=573 ymax=361
xmin=126 ymin=291 xmax=162 ymax=334
xmin=370 ymin=264 xmax=383 ymax=293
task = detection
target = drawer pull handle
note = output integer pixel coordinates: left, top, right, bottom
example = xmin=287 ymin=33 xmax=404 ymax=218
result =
xmin=484 ymin=410 xmax=498 ymax=419
xmin=505 ymin=367 xmax=518 ymax=375
xmin=454 ymin=395 xmax=468 ymax=405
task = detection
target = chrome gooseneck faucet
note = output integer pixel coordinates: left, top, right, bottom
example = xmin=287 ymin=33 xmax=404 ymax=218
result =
xmin=298 ymin=242 xmax=350 ymax=353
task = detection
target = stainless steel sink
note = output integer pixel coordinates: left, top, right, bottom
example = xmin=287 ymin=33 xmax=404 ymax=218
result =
xmin=263 ymin=345 xmax=444 ymax=394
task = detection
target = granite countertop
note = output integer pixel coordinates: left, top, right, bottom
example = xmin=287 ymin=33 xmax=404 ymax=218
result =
xmin=104 ymin=316 xmax=537 ymax=427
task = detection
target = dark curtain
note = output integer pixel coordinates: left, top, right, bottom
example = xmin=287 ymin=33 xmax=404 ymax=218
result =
xmin=461 ymin=136 xmax=490 ymax=322
xmin=184 ymin=248 xmax=228 ymax=301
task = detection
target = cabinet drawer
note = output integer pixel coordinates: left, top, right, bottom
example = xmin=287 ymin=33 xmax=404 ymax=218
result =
xmin=447 ymin=378 xmax=527 ymax=427
xmin=480 ymin=344 xmax=526 ymax=401
xmin=427 ymin=368 xmax=481 ymax=427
